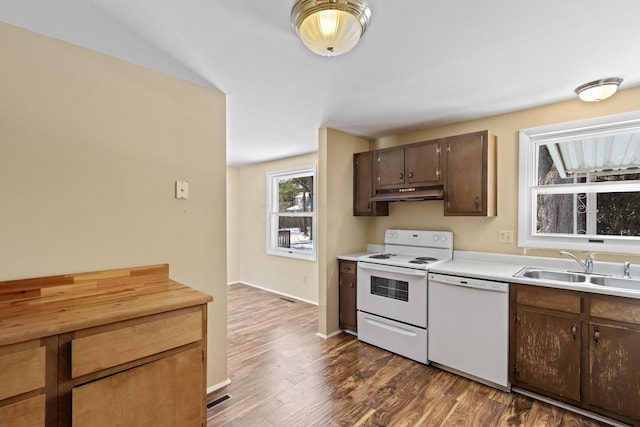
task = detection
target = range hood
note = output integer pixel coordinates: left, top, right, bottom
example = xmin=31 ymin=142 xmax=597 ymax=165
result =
xmin=370 ymin=186 xmax=444 ymax=202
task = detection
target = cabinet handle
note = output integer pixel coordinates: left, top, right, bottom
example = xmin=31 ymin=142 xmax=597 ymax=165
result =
xmin=571 ymin=323 xmax=577 ymax=341
xmin=350 ymin=281 xmax=354 ymax=288
xmin=399 ymin=172 xmax=404 ymax=180
xmin=474 ymin=196 xmax=480 ymax=209
xmin=409 ymin=170 xmax=413 ymax=179
xmin=593 ymin=326 xmax=600 ymax=346
xmin=377 ymin=176 xmax=380 ymax=183
xmin=367 ymin=202 xmax=371 ymax=209
xmin=436 ymin=169 xmax=440 ymax=178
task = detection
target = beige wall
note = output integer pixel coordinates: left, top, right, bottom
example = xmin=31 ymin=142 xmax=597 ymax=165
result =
xmin=318 ymin=128 xmax=371 ymax=335
xmin=227 ymin=167 xmax=241 ymax=283
xmin=368 ymin=86 xmax=640 ymax=264
xmin=0 ymin=23 xmax=228 ymax=387
xmin=229 ymin=152 xmax=320 ymax=303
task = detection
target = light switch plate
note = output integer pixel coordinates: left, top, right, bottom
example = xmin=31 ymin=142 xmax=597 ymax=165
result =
xmin=175 ymin=181 xmax=189 ymax=199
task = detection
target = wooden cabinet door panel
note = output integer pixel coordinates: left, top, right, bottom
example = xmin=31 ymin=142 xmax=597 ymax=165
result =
xmin=0 ymin=394 xmax=45 ymax=427
xmin=353 ymin=152 xmax=388 ymax=216
xmin=406 ymin=141 xmax=441 ymax=186
xmin=0 ymin=342 xmax=46 ymax=400
xmin=339 ymin=273 xmax=357 ymax=331
xmin=514 ymin=309 xmax=581 ymax=402
xmin=354 ymin=151 xmax=373 ymax=215
xmin=73 ymin=346 xmax=204 ymax=427
xmin=588 ymin=322 xmax=640 ymax=421
xmin=375 ymin=148 xmax=405 ymax=188
xmin=72 ymin=308 xmax=202 ymax=378
xmin=445 ymin=132 xmax=486 ymax=215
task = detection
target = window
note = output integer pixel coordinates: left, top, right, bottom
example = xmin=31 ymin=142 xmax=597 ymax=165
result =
xmin=518 ymin=111 xmax=640 ymax=254
xmin=267 ymin=165 xmax=316 ymax=261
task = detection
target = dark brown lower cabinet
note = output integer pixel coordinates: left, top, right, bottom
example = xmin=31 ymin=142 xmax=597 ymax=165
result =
xmin=586 ymin=297 xmax=640 ymax=423
xmin=513 ymin=309 xmax=581 ymax=402
xmin=339 ymin=260 xmax=357 ymax=332
xmin=511 ymin=284 xmax=640 ymax=426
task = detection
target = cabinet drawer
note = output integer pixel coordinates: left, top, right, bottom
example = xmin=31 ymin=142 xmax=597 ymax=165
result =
xmin=590 ymin=297 xmax=640 ymax=325
xmin=72 ymin=347 xmax=203 ymax=426
xmin=72 ymin=308 xmax=203 ymax=378
xmin=340 ymin=261 xmax=357 ymax=275
xmin=0 ymin=394 xmax=45 ymax=426
xmin=0 ymin=341 xmax=46 ymax=400
xmin=515 ymin=285 xmax=582 ymax=314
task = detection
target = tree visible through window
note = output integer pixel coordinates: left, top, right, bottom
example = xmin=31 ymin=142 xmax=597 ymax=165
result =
xmin=267 ymin=166 xmax=316 ymax=260
xmin=518 ymin=111 xmax=640 ymax=254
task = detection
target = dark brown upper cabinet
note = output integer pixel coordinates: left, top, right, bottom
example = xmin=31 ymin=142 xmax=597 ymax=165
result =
xmin=444 ymin=130 xmax=496 ymax=216
xmin=373 ymin=140 xmax=442 ymax=190
xmin=353 ymin=151 xmax=388 ymax=216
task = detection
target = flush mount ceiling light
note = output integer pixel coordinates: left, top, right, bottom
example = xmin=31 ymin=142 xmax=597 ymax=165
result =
xmin=291 ymin=0 xmax=372 ymax=57
xmin=575 ymin=77 xmax=623 ymax=102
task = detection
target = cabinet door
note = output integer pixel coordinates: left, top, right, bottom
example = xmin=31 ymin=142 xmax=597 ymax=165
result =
xmin=374 ymin=147 xmax=405 ymax=188
xmin=73 ymin=346 xmax=204 ymax=427
xmin=339 ymin=261 xmax=357 ymax=332
xmin=406 ymin=140 xmax=441 ymax=186
xmin=444 ymin=131 xmax=496 ymax=216
xmin=353 ymin=152 xmax=388 ymax=216
xmin=0 ymin=338 xmax=50 ymax=426
xmin=587 ymin=322 xmax=640 ymax=422
xmin=513 ymin=309 xmax=581 ymax=402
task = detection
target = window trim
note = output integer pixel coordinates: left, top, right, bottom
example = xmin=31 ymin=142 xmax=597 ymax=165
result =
xmin=266 ymin=165 xmax=317 ymax=261
xmin=518 ymin=110 xmax=640 ymax=254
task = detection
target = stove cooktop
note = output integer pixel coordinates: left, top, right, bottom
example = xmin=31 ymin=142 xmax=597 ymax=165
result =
xmin=358 ymin=229 xmax=453 ymax=270
xmin=358 ymin=253 xmax=447 ymax=270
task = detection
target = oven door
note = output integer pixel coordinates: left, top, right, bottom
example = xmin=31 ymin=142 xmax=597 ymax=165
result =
xmin=357 ymin=262 xmax=428 ymax=328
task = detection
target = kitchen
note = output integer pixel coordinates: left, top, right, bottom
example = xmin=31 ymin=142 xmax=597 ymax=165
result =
xmin=3 ymin=2 xmax=640 ymax=426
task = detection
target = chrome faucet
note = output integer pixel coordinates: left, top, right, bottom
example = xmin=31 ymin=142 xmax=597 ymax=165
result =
xmin=624 ymin=262 xmax=631 ymax=278
xmin=560 ymin=251 xmax=593 ymax=273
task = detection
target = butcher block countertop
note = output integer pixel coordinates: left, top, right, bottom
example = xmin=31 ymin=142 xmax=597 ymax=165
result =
xmin=0 ymin=264 xmax=213 ymax=347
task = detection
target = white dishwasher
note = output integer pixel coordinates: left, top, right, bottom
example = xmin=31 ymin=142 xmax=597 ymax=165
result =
xmin=428 ymin=273 xmax=510 ymax=390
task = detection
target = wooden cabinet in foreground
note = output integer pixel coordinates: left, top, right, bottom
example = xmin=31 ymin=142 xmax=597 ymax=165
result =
xmin=510 ymin=283 xmax=640 ymax=426
xmin=339 ymin=260 xmax=358 ymax=332
xmin=0 ymin=264 xmax=212 ymax=427
xmin=444 ymin=130 xmax=496 ymax=216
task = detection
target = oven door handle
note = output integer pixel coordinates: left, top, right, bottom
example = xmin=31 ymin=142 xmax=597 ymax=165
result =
xmin=358 ymin=263 xmax=427 ymax=277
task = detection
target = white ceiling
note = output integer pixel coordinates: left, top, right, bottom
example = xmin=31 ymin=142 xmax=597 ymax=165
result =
xmin=2 ymin=1 xmax=640 ymax=166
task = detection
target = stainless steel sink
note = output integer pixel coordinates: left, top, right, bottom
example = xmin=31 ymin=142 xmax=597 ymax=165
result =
xmin=515 ymin=267 xmax=640 ymax=291
xmin=588 ymin=276 xmax=640 ymax=291
xmin=515 ymin=268 xmax=587 ymax=283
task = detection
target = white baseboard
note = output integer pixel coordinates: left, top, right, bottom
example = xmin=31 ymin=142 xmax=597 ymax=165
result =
xmin=228 ymin=281 xmax=319 ymax=306
xmin=207 ymin=379 xmax=231 ymax=395
xmin=316 ymin=329 xmax=343 ymax=340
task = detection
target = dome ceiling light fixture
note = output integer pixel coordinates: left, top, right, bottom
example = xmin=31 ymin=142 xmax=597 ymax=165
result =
xmin=291 ymin=0 xmax=372 ymax=57
xmin=574 ymin=77 xmax=623 ymax=102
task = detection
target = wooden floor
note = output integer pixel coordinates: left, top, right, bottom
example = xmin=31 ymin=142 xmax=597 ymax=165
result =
xmin=207 ymin=283 xmax=609 ymax=427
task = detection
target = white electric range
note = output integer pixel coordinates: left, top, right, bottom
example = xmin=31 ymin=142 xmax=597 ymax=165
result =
xmin=356 ymin=229 xmax=453 ymax=364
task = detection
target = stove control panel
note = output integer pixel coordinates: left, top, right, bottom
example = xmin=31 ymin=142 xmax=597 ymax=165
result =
xmin=385 ymin=229 xmax=453 ymax=249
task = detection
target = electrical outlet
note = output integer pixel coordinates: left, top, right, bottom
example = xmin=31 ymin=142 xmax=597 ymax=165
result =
xmin=498 ymin=229 xmax=514 ymax=243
